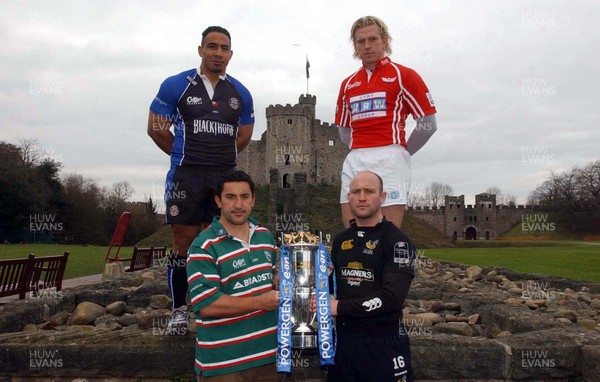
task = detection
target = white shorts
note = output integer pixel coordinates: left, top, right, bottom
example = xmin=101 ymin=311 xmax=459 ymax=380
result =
xmin=340 ymin=144 xmax=411 ymax=206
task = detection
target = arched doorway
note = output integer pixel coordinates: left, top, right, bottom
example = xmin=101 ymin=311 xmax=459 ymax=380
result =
xmin=465 ymin=226 xmax=477 ymax=240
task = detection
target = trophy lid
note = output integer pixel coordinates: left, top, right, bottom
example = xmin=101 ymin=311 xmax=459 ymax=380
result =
xmin=283 ymin=231 xmax=320 ymax=247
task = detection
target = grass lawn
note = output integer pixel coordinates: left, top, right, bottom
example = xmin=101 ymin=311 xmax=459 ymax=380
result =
xmin=0 ymin=244 xmax=134 ymax=279
xmin=425 ymin=241 xmax=600 ymax=283
xmin=2 ymin=241 xmax=599 ymax=283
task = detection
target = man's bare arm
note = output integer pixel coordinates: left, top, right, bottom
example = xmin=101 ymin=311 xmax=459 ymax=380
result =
xmin=147 ymin=110 xmax=174 ymax=155
xmin=236 ymin=123 xmax=254 ymax=152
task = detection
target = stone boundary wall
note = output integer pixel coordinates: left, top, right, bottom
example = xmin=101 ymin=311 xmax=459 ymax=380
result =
xmin=0 ymin=261 xmax=598 ymax=381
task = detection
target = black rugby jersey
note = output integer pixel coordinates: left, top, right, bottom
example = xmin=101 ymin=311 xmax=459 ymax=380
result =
xmin=331 ymin=218 xmax=415 ymax=333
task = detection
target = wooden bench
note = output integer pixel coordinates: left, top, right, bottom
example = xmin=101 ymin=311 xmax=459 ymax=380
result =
xmin=27 ymin=252 xmax=70 ymax=296
xmin=0 ymin=255 xmax=35 ymax=299
xmin=0 ymin=252 xmax=69 ymax=299
xmin=121 ymin=246 xmax=167 ymax=272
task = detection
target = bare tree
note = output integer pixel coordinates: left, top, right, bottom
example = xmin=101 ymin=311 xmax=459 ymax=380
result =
xmin=529 ymin=161 xmax=600 ymax=232
xmin=425 ymin=182 xmax=453 ymax=207
xmin=111 ymin=181 xmax=134 ymax=201
xmin=407 ymin=192 xmax=426 ymax=207
xmin=485 ymin=186 xmax=517 ymax=206
xmin=19 ymin=138 xmax=41 ymax=167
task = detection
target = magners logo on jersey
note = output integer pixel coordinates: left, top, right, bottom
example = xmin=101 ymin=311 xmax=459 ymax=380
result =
xmin=340 ymin=261 xmax=374 ymax=284
xmin=341 ymin=239 xmax=354 ymax=250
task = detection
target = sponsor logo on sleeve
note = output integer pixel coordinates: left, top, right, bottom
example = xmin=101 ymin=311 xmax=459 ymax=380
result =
xmin=426 ymin=92 xmax=435 ymax=107
xmin=362 ymin=297 xmax=382 ymax=312
xmin=394 ymin=242 xmax=411 ymax=266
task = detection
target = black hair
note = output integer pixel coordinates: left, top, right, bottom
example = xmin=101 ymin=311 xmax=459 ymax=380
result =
xmin=201 ymin=26 xmax=231 ymax=45
xmin=216 ymin=170 xmax=255 ymax=197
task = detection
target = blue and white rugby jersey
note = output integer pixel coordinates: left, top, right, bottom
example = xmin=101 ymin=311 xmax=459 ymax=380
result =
xmin=150 ymin=68 xmax=254 ymax=169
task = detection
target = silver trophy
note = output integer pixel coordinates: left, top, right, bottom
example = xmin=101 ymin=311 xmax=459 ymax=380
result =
xmin=283 ymin=232 xmax=320 ymax=349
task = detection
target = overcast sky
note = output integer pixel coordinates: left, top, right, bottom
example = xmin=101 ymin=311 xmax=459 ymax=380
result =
xmin=1 ymin=0 xmax=598 ymax=209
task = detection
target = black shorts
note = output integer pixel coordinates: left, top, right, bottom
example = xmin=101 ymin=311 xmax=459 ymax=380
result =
xmin=328 ymin=325 xmax=414 ymax=382
xmin=165 ymin=166 xmax=229 ymax=225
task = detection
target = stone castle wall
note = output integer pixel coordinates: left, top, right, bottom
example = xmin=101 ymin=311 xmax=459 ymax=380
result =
xmin=410 ymin=194 xmax=545 ymax=240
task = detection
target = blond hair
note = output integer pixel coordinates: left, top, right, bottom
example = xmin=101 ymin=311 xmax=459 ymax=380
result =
xmin=350 ymin=16 xmax=393 ymax=59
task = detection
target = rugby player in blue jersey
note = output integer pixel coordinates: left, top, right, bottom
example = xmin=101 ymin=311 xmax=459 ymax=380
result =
xmin=148 ymin=26 xmax=255 ymax=335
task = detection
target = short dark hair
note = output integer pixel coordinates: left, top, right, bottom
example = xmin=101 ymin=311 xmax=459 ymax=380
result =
xmin=216 ymin=170 xmax=255 ymax=197
xmin=201 ymin=26 xmax=231 ymax=46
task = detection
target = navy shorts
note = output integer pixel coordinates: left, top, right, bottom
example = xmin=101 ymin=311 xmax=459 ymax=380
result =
xmin=328 ymin=326 xmax=414 ymax=382
xmin=165 ymin=166 xmax=229 ymax=225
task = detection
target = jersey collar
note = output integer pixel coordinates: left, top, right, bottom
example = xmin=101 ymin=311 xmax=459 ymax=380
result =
xmin=210 ymin=216 xmax=261 ymax=240
xmin=349 ymin=216 xmax=389 ymax=229
xmin=363 ymin=56 xmax=391 ymax=72
xmin=196 ymin=66 xmax=227 ymax=81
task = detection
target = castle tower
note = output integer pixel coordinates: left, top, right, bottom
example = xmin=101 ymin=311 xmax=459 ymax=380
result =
xmin=265 ymin=94 xmax=316 ymax=188
xmin=445 ymin=195 xmax=465 ymax=240
xmin=264 ymin=95 xmax=316 ymax=232
xmin=475 ymin=193 xmax=497 ymax=239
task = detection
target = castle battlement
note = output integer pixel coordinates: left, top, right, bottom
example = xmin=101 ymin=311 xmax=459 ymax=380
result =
xmin=409 ymin=194 xmax=549 ymax=240
xmin=320 ymin=122 xmax=338 ymax=129
xmin=298 ymin=94 xmax=316 ymax=105
xmin=266 ymin=103 xmax=312 ymax=117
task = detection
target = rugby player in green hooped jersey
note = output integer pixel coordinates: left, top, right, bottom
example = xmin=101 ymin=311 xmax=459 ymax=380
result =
xmin=186 ymin=170 xmax=286 ymax=381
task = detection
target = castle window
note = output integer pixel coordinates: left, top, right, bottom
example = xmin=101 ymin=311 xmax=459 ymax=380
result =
xmin=450 ymin=204 xmax=453 ymax=209
xmin=486 ymin=231 xmax=490 ymax=240
xmin=469 ymin=216 xmax=472 ymax=222
xmin=489 ymin=204 xmax=491 ymax=209
xmin=328 ymin=139 xmax=334 ymax=147
xmin=283 ymin=174 xmax=291 ymax=188
xmin=457 ymin=204 xmax=460 ymax=209
xmin=474 ymin=216 xmax=477 ymax=221
xmin=453 ymin=217 xmax=456 ymax=222
xmin=287 ymin=118 xmax=293 ymax=125
xmin=486 ymin=217 xmax=489 ymax=221
xmin=481 ymin=204 xmax=485 ymax=209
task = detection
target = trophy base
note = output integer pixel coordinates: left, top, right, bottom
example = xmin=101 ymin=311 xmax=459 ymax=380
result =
xmin=292 ymin=332 xmax=317 ymax=349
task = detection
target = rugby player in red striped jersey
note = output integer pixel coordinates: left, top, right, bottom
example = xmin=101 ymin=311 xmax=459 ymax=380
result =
xmin=336 ymin=16 xmax=438 ymax=229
